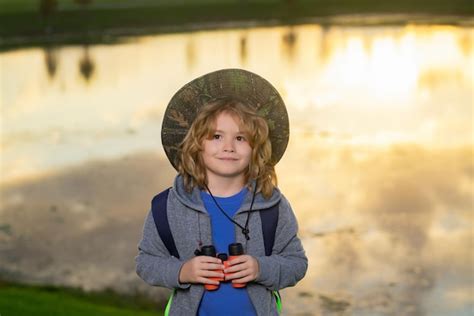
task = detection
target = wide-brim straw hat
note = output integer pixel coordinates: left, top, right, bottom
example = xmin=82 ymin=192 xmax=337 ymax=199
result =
xmin=161 ymin=68 xmax=289 ymax=170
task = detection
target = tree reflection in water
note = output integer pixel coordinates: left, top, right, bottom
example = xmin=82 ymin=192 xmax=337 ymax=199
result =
xmin=79 ymin=45 xmax=95 ymax=82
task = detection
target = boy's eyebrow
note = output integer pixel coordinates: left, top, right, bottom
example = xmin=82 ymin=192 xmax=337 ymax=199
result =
xmin=214 ymin=129 xmax=246 ymax=135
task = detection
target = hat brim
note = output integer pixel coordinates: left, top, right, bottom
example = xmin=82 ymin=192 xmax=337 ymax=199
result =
xmin=161 ymin=68 xmax=289 ymax=170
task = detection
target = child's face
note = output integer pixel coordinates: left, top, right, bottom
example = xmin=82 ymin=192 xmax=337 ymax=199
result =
xmin=201 ymin=112 xmax=252 ymax=184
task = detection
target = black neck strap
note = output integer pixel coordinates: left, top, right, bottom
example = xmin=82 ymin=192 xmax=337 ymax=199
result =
xmin=204 ymin=181 xmax=258 ymax=241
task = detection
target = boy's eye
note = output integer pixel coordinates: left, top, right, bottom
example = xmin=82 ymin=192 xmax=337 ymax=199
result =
xmin=236 ymin=136 xmax=246 ymax=141
xmin=212 ymin=134 xmax=221 ymax=140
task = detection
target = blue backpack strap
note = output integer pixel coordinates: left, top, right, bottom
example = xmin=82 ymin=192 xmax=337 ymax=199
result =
xmin=259 ymin=202 xmax=282 ymax=313
xmin=151 ymin=188 xmax=180 ymax=259
xmin=259 ymin=202 xmax=279 ymax=256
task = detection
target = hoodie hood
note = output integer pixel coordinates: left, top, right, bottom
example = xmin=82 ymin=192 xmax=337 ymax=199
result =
xmin=172 ymin=175 xmax=282 ymax=214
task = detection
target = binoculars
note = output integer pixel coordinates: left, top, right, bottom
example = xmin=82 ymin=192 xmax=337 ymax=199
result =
xmin=195 ymin=243 xmax=245 ymax=291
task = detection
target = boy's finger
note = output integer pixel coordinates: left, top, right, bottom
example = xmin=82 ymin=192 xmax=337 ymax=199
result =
xmin=232 ymin=269 xmax=256 ymax=282
xmin=224 ymin=264 xmax=243 ymax=274
xmin=200 ymin=257 xmax=223 ymax=264
xmin=199 ymin=277 xmax=220 ymax=285
xmin=204 ymin=263 xmax=225 ymax=270
xmin=232 ymin=276 xmax=252 ymax=284
xmin=224 ymin=273 xmax=237 ymax=281
xmin=203 ymin=270 xmax=225 ymax=279
xmin=227 ymin=255 xmax=248 ymax=266
xmin=225 ymin=270 xmax=247 ymax=280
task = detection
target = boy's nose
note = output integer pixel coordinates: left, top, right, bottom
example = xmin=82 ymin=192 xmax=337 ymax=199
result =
xmin=223 ymin=145 xmax=235 ymax=152
xmin=223 ymin=139 xmax=235 ymax=152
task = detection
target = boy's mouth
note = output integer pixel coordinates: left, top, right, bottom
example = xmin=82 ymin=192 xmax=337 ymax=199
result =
xmin=218 ymin=157 xmax=238 ymax=161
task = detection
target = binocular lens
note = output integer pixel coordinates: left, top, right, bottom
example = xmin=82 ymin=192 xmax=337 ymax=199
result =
xmin=228 ymin=243 xmax=244 ymax=256
xmin=200 ymin=245 xmax=217 ymax=257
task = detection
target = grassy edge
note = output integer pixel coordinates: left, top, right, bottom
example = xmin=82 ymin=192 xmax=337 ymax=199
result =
xmin=0 ymin=280 xmax=164 ymax=315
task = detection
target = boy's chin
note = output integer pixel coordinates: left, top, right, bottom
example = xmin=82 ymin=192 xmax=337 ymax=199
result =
xmin=207 ymin=170 xmax=246 ymax=180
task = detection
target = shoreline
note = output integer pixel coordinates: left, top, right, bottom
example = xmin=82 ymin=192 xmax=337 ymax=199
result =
xmin=1 ymin=13 xmax=473 ymax=52
xmin=1 ymin=0 xmax=473 ymax=51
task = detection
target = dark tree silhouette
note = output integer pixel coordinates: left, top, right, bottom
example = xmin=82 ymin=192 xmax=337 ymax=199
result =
xmin=74 ymin=0 xmax=93 ymax=5
xmin=39 ymin=0 xmax=58 ymax=18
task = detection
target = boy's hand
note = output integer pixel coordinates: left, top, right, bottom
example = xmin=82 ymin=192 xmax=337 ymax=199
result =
xmin=224 ymin=255 xmax=260 ymax=284
xmin=179 ymin=256 xmax=224 ymax=285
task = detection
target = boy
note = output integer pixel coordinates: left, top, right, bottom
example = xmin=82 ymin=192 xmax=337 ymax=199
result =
xmin=136 ymin=69 xmax=307 ymax=315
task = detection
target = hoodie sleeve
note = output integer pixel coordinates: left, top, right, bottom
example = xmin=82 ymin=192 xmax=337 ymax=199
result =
xmin=135 ymin=209 xmax=191 ymax=290
xmin=254 ymin=195 xmax=308 ymax=290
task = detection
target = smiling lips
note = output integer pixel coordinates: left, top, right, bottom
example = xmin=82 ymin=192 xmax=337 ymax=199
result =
xmin=218 ymin=157 xmax=239 ymax=161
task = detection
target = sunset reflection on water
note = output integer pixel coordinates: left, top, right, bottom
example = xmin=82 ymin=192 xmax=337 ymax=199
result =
xmin=1 ymin=22 xmax=472 ymax=315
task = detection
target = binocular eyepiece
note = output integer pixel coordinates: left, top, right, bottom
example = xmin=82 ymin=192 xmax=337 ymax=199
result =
xmin=195 ymin=243 xmax=246 ymax=291
xmin=194 ymin=243 xmax=244 ymax=256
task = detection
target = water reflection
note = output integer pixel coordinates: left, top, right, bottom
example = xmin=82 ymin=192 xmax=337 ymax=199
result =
xmin=278 ymin=141 xmax=472 ymax=315
xmin=282 ymin=27 xmax=298 ymax=61
xmin=44 ymin=46 xmax=59 ymax=79
xmin=0 ymin=22 xmax=472 ymax=315
xmin=239 ymin=35 xmax=248 ymax=65
xmin=79 ymin=45 xmax=95 ymax=81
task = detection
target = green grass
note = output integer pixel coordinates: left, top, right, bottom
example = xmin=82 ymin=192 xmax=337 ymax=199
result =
xmin=0 ymin=281 xmax=163 ymax=316
xmin=0 ymin=0 xmax=472 ymax=50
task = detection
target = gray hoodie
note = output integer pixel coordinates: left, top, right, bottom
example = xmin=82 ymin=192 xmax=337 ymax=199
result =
xmin=135 ymin=176 xmax=308 ymax=315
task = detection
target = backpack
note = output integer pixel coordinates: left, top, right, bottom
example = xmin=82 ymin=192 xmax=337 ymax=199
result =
xmin=151 ymin=188 xmax=282 ymax=315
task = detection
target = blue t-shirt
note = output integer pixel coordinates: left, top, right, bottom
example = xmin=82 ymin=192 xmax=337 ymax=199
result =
xmin=198 ymin=187 xmax=257 ymax=316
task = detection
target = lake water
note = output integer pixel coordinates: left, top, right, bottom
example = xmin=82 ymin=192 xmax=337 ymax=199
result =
xmin=1 ymin=22 xmax=473 ymax=315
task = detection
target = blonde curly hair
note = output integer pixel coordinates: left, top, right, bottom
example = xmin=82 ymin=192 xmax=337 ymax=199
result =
xmin=178 ymin=97 xmax=277 ymax=199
